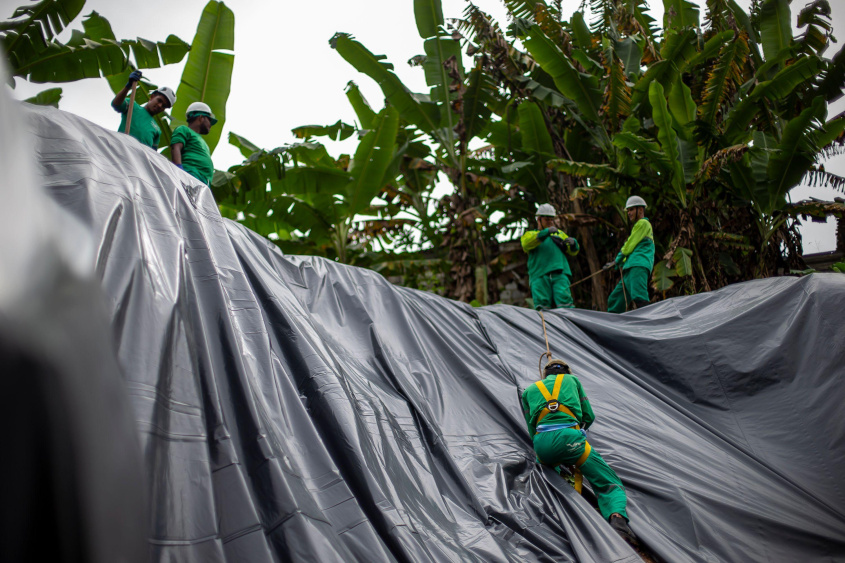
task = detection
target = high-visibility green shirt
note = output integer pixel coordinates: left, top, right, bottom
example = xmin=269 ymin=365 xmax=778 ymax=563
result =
xmin=116 ymin=98 xmax=161 ymax=150
xmin=521 ymin=373 xmax=595 ymax=437
xmin=520 ymin=229 xmax=580 ymax=278
xmin=171 ymin=125 xmax=214 ymax=185
xmin=615 ymin=218 xmax=655 ymax=271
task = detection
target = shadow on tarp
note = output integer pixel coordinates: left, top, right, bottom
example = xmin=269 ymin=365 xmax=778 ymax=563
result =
xmin=7 ymin=99 xmax=845 ymax=562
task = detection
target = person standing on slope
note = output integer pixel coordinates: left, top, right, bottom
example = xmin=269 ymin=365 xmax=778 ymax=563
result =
xmin=521 ymin=359 xmax=639 ymax=547
xmin=111 ymin=71 xmax=176 ymax=150
xmin=521 ymin=204 xmax=580 ymax=310
xmin=605 ymin=196 xmax=654 ymax=313
xmin=171 ymin=102 xmax=217 ymax=186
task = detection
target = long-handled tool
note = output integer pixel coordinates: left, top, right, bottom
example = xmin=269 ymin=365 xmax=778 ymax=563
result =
xmin=124 ymin=79 xmax=138 ymax=135
xmin=570 ymin=267 xmax=607 ymax=288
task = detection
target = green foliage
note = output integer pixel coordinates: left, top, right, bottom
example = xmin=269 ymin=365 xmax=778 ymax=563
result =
xmin=521 ymin=24 xmax=602 ymax=122
xmin=292 ymin=121 xmax=356 ymax=142
xmin=759 ymin=0 xmax=793 ymax=61
xmin=169 ymin=0 xmax=234 ymax=154
xmin=2 ymin=5 xmax=190 ymax=85
xmin=23 ymin=86 xmax=61 ymax=106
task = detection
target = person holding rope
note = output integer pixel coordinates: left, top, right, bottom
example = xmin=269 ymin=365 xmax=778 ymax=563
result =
xmin=605 ymin=196 xmax=654 ymax=313
xmin=521 ymin=358 xmax=639 ymax=547
xmin=111 ymin=70 xmax=176 ymax=150
xmin=521 ymin=203 xmax=580 ymax=310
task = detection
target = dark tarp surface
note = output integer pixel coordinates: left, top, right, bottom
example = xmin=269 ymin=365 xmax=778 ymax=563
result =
xmin=17 ymin=102 xmax=845 ymax=562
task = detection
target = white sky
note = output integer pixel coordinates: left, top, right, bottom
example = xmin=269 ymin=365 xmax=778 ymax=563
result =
xmin=3 ymin=0 xmax=843 ymax=252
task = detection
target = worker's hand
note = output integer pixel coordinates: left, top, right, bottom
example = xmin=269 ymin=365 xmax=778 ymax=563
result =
xmin=547 ymin=226 xmax=558 ymax=234
xmin=126 ymin=70 xmax=142 ymax=87
xmin=175 ymin=164 xmax=184 ymax=170
xmin=602 ymin=261 xmax=616 ymax=271
xmin=564 ymin=238 xmax=576 ymax=248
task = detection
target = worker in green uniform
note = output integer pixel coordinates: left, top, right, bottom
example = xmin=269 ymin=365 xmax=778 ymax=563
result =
xmin=170 ymin=101 xmax=217 ymax=185
xmin=521 ymin=359 xmax=639 ymax=547
xmin=605 ymin=196 xmax=654 ymax=313
xmin=521 ymin=204 xmax=580 ymax=310
xmin=111 ymin=70 xmax=176 ymax=150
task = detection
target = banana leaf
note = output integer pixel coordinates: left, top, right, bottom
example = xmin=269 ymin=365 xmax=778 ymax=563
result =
xmin=518 ymin=101 xmax=554 ymax=156
xmin=292 ymin=121 xmax=357 ymax=142
xmin=347 ymin=107 xmax=400 ymax=217
xmin=169 ymin=0 xmax=235 ymax=154
xmin=331 ymin=33 xmax=440 ymax=136
xmin=345 ymin=81 xmax=376 ymax=129
xmin=23 ymin=86 xmax=61 ymax=106
xmin=759 ymin=0 xmax=792 ymax=61
xmin=521 ymin=24 xmax=601 ymax=122
xmin=649 ymin=81 xmax=687 ymax=206
xmin=663 ymin=0 xmax=699 ymax=31
xmin=1 ymin=0 xmax=86 ymax=73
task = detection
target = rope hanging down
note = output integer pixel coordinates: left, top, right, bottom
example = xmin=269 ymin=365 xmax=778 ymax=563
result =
xmin=538 ymin=311 xmax=552 ymax=377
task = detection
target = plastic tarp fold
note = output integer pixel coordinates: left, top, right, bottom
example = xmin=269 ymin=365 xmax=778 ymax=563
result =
xmin=15 ymin=102 xmax=845 ymax=562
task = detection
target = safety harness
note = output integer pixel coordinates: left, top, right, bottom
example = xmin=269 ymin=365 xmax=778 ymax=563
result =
xmin=534 ymin=373 xmax=592 ymax=492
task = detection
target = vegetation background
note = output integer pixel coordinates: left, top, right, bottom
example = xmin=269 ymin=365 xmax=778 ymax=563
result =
xmin=4 ymin=0 xmax=844 ymax=310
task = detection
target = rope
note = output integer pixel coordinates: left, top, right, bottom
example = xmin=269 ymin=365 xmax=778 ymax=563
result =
xmin=620 ymin=270 xmax=629 ymax=310
xmin=570 ymin=268 xmax=606 ymax=288
xmin=538 ymin=310 xmax=552 ymax=377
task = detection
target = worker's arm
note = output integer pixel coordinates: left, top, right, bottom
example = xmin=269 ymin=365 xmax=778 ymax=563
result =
xmin=521 ymin=229 xmax=550 ymax=253
xmin=619 ymin=219 xmax=652 ymax=257
xmin=521 ymin=389 xmax=537 ymax=437
xmin=576 ymin=378 xmax=595 ymax=430
xmin=151 ymin=129 xmax=160 ymax=152
xmin=111 ymin=70 xmax=142 ymax=112
xmin=171 ymin=143 xmax=184 ymax=167
xmin=553 ymin=232 xmax=580 ymax=257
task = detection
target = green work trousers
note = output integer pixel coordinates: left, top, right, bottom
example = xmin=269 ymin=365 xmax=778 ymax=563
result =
xmin=607 ymin=266 xmax=650 ymax=313
xmin=533 ymin=428 xmax=628 ymax=520
xmin=531 ymin=269 xmax=573 ymax=310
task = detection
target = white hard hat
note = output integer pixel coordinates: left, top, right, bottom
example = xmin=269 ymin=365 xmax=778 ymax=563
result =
xmin=151 ymin=86 xmax=176 ymax=107
xmin=186 ymin=101 xmax=218 ymax=125
xmin=535 ymin=203 xmax=557 ymax=217
xmin=625 ymin=195 xmax=647 ymax=209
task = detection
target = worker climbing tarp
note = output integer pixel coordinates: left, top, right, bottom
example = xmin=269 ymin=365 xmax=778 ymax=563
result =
xmin=10 ymin=102 xmax=845 ymax=562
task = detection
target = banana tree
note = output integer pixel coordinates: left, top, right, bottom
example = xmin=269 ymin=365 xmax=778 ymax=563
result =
xmin=213 ymin=106 xmax=402 ymax=265
xmin=331 ymin=0 xmax=507 ymax=303
xmin=483 ymin=0 xmax=845 ymax=300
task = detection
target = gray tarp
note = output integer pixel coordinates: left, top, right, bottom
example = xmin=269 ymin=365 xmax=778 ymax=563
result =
xmin=9 ymin=102 xmax=845 ymax=562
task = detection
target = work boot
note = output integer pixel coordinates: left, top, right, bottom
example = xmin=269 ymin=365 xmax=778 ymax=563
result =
xmin=609 ymin=514 xmax=640 ymax=548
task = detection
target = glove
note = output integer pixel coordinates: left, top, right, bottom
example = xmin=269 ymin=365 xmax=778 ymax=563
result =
xmin=126 ymin=70 xmax=142 ymax=87
xmin=547 ymin=226 xmax=558 ymax=234
xmin=564 ymin=238 xmax=576 ymax=248
xmin=175 ymin=164 xmax=184 ymax=170
xmin=603 ymin=261 xmax=616 ymax=271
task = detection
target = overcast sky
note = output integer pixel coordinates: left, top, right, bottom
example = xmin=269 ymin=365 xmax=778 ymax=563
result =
xmin=3 ymin=0 xmax=843 ymax=252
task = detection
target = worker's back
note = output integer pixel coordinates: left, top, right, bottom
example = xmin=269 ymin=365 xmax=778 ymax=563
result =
xmin=521 ymin=372 xmax=594 ymax=435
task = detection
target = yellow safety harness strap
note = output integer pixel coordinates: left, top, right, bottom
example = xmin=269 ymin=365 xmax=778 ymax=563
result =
xmin=535 ymin=374 xmax=580 ymax=427
xmin=572 ymin=442 xmax=592 ymax=493
xmin=576 ymin=441 xmax=592 ymax=468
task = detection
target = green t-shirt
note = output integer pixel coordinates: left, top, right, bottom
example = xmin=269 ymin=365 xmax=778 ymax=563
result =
xmin=615 ymin=218 xmax=655 ymax=271
xmin=171 ymin=125 xmax=214 ymax=185
xmin=116 ymin=99 xmax=161 ymax=150
xmin=521 ymin=372 xmax=595 ymax=437
xmin=520 ymin=229 xmax=580 ymax=278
